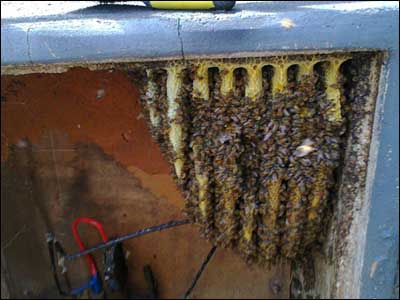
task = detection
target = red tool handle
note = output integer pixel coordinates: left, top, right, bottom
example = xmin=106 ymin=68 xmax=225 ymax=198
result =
xmin=72 ymin=217 xmax=109 ymax=275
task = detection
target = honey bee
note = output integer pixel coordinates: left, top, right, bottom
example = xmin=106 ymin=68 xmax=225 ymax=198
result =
xmin=135 ymin=54 xmax=360 ymax=265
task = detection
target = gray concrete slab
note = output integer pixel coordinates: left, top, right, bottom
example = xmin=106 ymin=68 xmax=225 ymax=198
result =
xmin=1 ymin=1 xmax=399 ymax=65
xmin=360 ymin=47 xmax=399 ymax=300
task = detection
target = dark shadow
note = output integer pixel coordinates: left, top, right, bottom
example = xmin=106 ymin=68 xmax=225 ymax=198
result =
xmin=69 ymin=2 xmax=241 ymax=17
xmin=69 ymin=3 xmax=148 ymax=15
xmin=1 ymin=141 xmax=62 ymax=299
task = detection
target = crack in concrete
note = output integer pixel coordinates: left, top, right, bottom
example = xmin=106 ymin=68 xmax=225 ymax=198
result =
xmin=177 ymin=18 xmax=185 ymax=61
xmin=26 ymin=26 xmax=33 ymax=64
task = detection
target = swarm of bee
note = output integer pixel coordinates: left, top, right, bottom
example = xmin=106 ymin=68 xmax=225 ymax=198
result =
xmin=139 ymin=54 xmax=354 ymax=265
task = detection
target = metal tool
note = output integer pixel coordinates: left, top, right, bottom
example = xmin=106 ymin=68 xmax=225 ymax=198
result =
xmin=47 ymin=218 xmax=189 ymax=298
xmin=103 ymin=242 xmax=128 ymax=294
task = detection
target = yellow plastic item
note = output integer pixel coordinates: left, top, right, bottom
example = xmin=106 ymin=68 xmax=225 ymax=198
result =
xmin=149 ymin=1 xmax=215 ymax=10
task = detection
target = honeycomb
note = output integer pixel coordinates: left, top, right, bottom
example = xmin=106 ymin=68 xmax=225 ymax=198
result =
xmin=139 ymin=53 xmax=353 ymax=265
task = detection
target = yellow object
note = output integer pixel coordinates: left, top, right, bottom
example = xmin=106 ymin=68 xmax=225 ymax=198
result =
xmin=145 ymin=70 xmax=160 ymax=127
xmin=193 ymin=64 xmax=210 ymax=100
xmin=308 ymin=170 xmax=326 ymax=221
xmin=325 ymin=58 xmax=347 ymax=122
xmin=142 ymin=52 xmax=355 ymax=263
xmin=149 ymin=1 xmax=215 ymax=9
xmin=271 ymin=63 xmax=289 ymax=96
xmin=245 ymin=65 xmax=262 ymax=100
xmin=166 ymin=66 xmax=185 ymax=179
xmin=220 ymin=66 xmax=235 ymax=96
xmin=162 ymin=55 xmax=349 ymax=184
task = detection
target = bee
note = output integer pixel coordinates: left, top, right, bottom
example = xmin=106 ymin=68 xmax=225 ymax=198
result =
xmin=136 ymin=54 xmax=357 ymax=265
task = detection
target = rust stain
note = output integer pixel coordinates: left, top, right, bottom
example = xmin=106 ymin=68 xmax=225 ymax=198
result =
xmin=1 ymin=68 xmax=170 ymax=175
xmin=1 ymin=68 xmax=291 ymax=299
xmin=127 ymin=165 xmax=183 ymax=208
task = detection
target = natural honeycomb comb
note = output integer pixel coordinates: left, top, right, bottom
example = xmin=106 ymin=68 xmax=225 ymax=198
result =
xmin=140 ymin=53 xmax=352 ymax=265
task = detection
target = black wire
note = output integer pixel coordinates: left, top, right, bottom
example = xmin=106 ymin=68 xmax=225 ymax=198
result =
xmin=184 ymin=245 xmax=217 ymax=299
xmin=53 ymin=241 xmax=72 ymax=292
xmin=46 ymin=233 xmax=68 ymax=296
xmin=65 ymin=219 xmax=190 ymax=260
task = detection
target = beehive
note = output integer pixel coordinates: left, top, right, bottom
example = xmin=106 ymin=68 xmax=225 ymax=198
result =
xmin=139 ymin=53 xmax=354 ymax=265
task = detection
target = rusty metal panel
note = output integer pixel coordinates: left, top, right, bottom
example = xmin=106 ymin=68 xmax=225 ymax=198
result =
xmin=1 ymin=69 xmax=290 ymax=299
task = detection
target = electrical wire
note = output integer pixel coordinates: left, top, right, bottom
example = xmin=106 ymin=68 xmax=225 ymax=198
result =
xmin=65 ymin=219 xmax=190 ymax=261
xmin=72 ymin=217 xmax=109 ymax=275
xmin=46 ymin=233 xmax=68 ymax=296
xmin=47 ymin=219 xmax=190 ymax=297
xmin=184 ymin=245 xmax=217 ymax=299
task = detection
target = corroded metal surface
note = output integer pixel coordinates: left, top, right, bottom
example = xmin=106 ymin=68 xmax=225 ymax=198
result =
xmin=1 ymin=68 xmax=290 ymax=299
